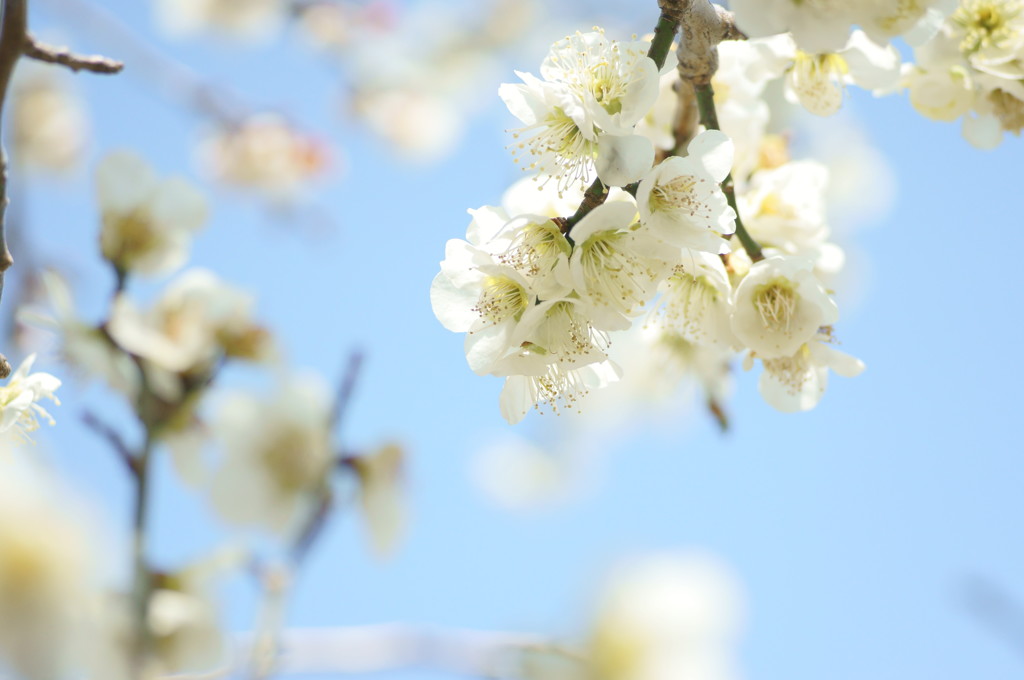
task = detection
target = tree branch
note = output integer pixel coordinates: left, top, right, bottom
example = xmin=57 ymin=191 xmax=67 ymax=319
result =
xmin=23 ymin=33 xmax=123 ymax=73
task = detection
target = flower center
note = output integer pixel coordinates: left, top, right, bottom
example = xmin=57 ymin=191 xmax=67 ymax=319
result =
xmin=753 ymin=278 xmax=798 ymax=332
xmin=954 ymin=0 xmax=1022 ymax=53
xmin=650 ymin=175 xmax=703 ymax=214
xmin=762 ymin=343 xmax=813 ymax=393
xmin=535 ymin=301 xmax=608 ymax=361
xmin=499 ymin=220 xmax=569 ymax=278
xmin=579 ymin=231 xmax=656 ymax=313
xmin=511 ymin=107 xmax=597 ymax=191
xmin=527 ymin=365 xmax=592 ymax=416
xmin=261 ymin=426 xmax=326 ymax=493
xmin=473 ymin=276 xmax=529 ymax=325
xmin=656 ymin=270 xmax=719 ymax=336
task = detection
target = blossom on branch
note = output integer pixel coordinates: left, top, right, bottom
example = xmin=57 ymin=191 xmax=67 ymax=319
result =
xmin=96 ymin=151 xmax=207 ymax=278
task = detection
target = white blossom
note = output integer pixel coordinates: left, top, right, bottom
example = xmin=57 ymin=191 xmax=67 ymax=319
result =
xmin=499 ymin=360 xmax=621 ymax=425
xmin=199 ymin=114 xmax=328 ymax=201
xmin=500 ymin=30 xmax=658 ymax=190
xmin=568 ymin=200 xmax=670 ymax=330
xmin=730 ymin=256 xmax=838 ymax=360
xmin=0 ymin=459 xmax=101 ymax=680
xmin=96 ymin=151 xmax=207 ymax=277
xmin=431 ymin=238 xmax=536 ymax=375
xmin=752 ymin=31 xmax=902 ymax=116
xmin=636 ymin=130 xmax=736 ymax=254
xmin=349 ymin=443 xmax=406 ymax=559
xmin=17 ymin=270 xmax=139 ymax=396
xmin=649 ymin=251 xmax=737 ymax=350
xmin=209 ymin=376 xmax=333 ymax=536
xmin=11 ymin=64 xmax=88 ymax=172
xmin=754 ymin=330 xmax=865 ymax=412
xmin=589 ymin=553 xmax=744 ymax=680
xmin=738 ymin=160 xmax=838 ymax=270
xmin=0 ymin=354 xmax=60 ymax=444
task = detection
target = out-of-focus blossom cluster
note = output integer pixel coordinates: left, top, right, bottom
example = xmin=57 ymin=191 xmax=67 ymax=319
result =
xmin=198 ymin=114 xmax=331 ymax=202
xmin=730 ymin=0 xmax=955 ymax=53
xmin=9 ymin=147 xmax=407 ymax=676
xmin=507 ymin=553 xmax=743 ymax=680
xmin=295 ymin=0 xmax=538 ymax=160
xmin=155 ymin=0 xmax=285 ymax=41
xmin=906 ymin=0 xmax=1024 ymax=147
xmin=433 ymin=29 xmax=867 ymax=425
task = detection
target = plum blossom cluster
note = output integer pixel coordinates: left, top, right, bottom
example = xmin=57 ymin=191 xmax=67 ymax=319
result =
xmin=433 ymin=28 xmax=866 ymax=425
xmin=906 ymin=0 xmax=1024 ymax=147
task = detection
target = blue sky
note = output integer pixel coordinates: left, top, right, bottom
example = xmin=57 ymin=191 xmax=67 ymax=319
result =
xmin=9 ymin=1 xmax=1024 ymax=679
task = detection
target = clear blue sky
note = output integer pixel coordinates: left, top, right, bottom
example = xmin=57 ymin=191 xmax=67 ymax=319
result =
xmin=11 ymin=1 xmax=1024 ymax=679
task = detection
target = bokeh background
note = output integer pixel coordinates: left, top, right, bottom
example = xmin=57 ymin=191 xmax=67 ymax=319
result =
xmin=6 ymin=0 xmax=1024 ymax=678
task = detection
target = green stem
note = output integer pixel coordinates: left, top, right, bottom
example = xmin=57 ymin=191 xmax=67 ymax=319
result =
xmin=692 ymin=82 xmax=764 ymax=263
xmin=648 ymin=15 xmax=679 ymax=71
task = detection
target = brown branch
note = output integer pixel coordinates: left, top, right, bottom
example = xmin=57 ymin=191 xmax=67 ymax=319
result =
xmin=23 ymin=33 xmax=123 ymax=74
xmin=0 ymin=0 xmax=28 ymax=376
xmin=673 ymin=1 xmax=745 ymax=86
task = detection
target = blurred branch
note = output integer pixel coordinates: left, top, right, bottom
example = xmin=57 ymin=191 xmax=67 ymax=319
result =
xmin=203 ymin=625 xmax=570 ymax=678
xmin=23 ymin=33 xmax=123 ymax=73
xmin=37 ymin=0 xmax=241 ymax=123
xmin=964 ymin=575 xmax=1024 ymax=661
xmin=330 ymin=349 xmax=364 ymax=432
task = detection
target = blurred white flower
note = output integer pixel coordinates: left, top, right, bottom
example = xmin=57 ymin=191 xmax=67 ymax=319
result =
xmin=353 ymin=88 xmax=463 ymax=162
xmin=96 ymin=151 xmax=207 ymax=278
xmin=589 ymin=553 xmax=744 ymax=680
xmin=108 ymin=268 xmax=273 ymax=389
xmin=11 ymin=64 xmax=88 ymax=172
xmin=349 ymin=443 xmax=406 ymax=559
xmin=17 ymin=270 xmax=139 ymax=396
xmin=0 ymin=354 xmax=60 ymax=444
xmin=199 ymin=114 xmax=329 ymax=201
xmin=755 ymin=329 xmax=865 ymax=412
xmin=472 ymin=436 xmax=571 ymax=510
xmin=0 ymin=459 xmax=101 ymax=680
xmin=155 ymin=0 xmax=284 ymax=41
xmin=751 ymin=31 xmax=901 ymax=117
xmin=209 ymin=376 xmax=333 ymax=535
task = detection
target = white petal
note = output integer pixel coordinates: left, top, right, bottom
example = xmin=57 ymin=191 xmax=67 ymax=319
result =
xmin=151 ymin=177 xmax=208 ymax=233
xmin=595 ymin=134 xmax=654 ymax=187
xmin=685 ymin=129 xmax=735 ymax=183
xmin=95 ymin=150 xmax=158 ymax=214
xmin=962 ymin=113 xmax=1003 ymax=149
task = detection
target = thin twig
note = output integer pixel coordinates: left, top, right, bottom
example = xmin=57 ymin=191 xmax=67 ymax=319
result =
xmin=82 ymin=409 xmax=138 ymax=476
xmin=692 ymin=82 xmax=763 ymax=262
xmin=23 ymin=34 xmax=123 ymax=73
xmin=330 ymin=349 xmax=364 ymax=432
xmin=131 ymin=430 xmax=156 ymax=674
